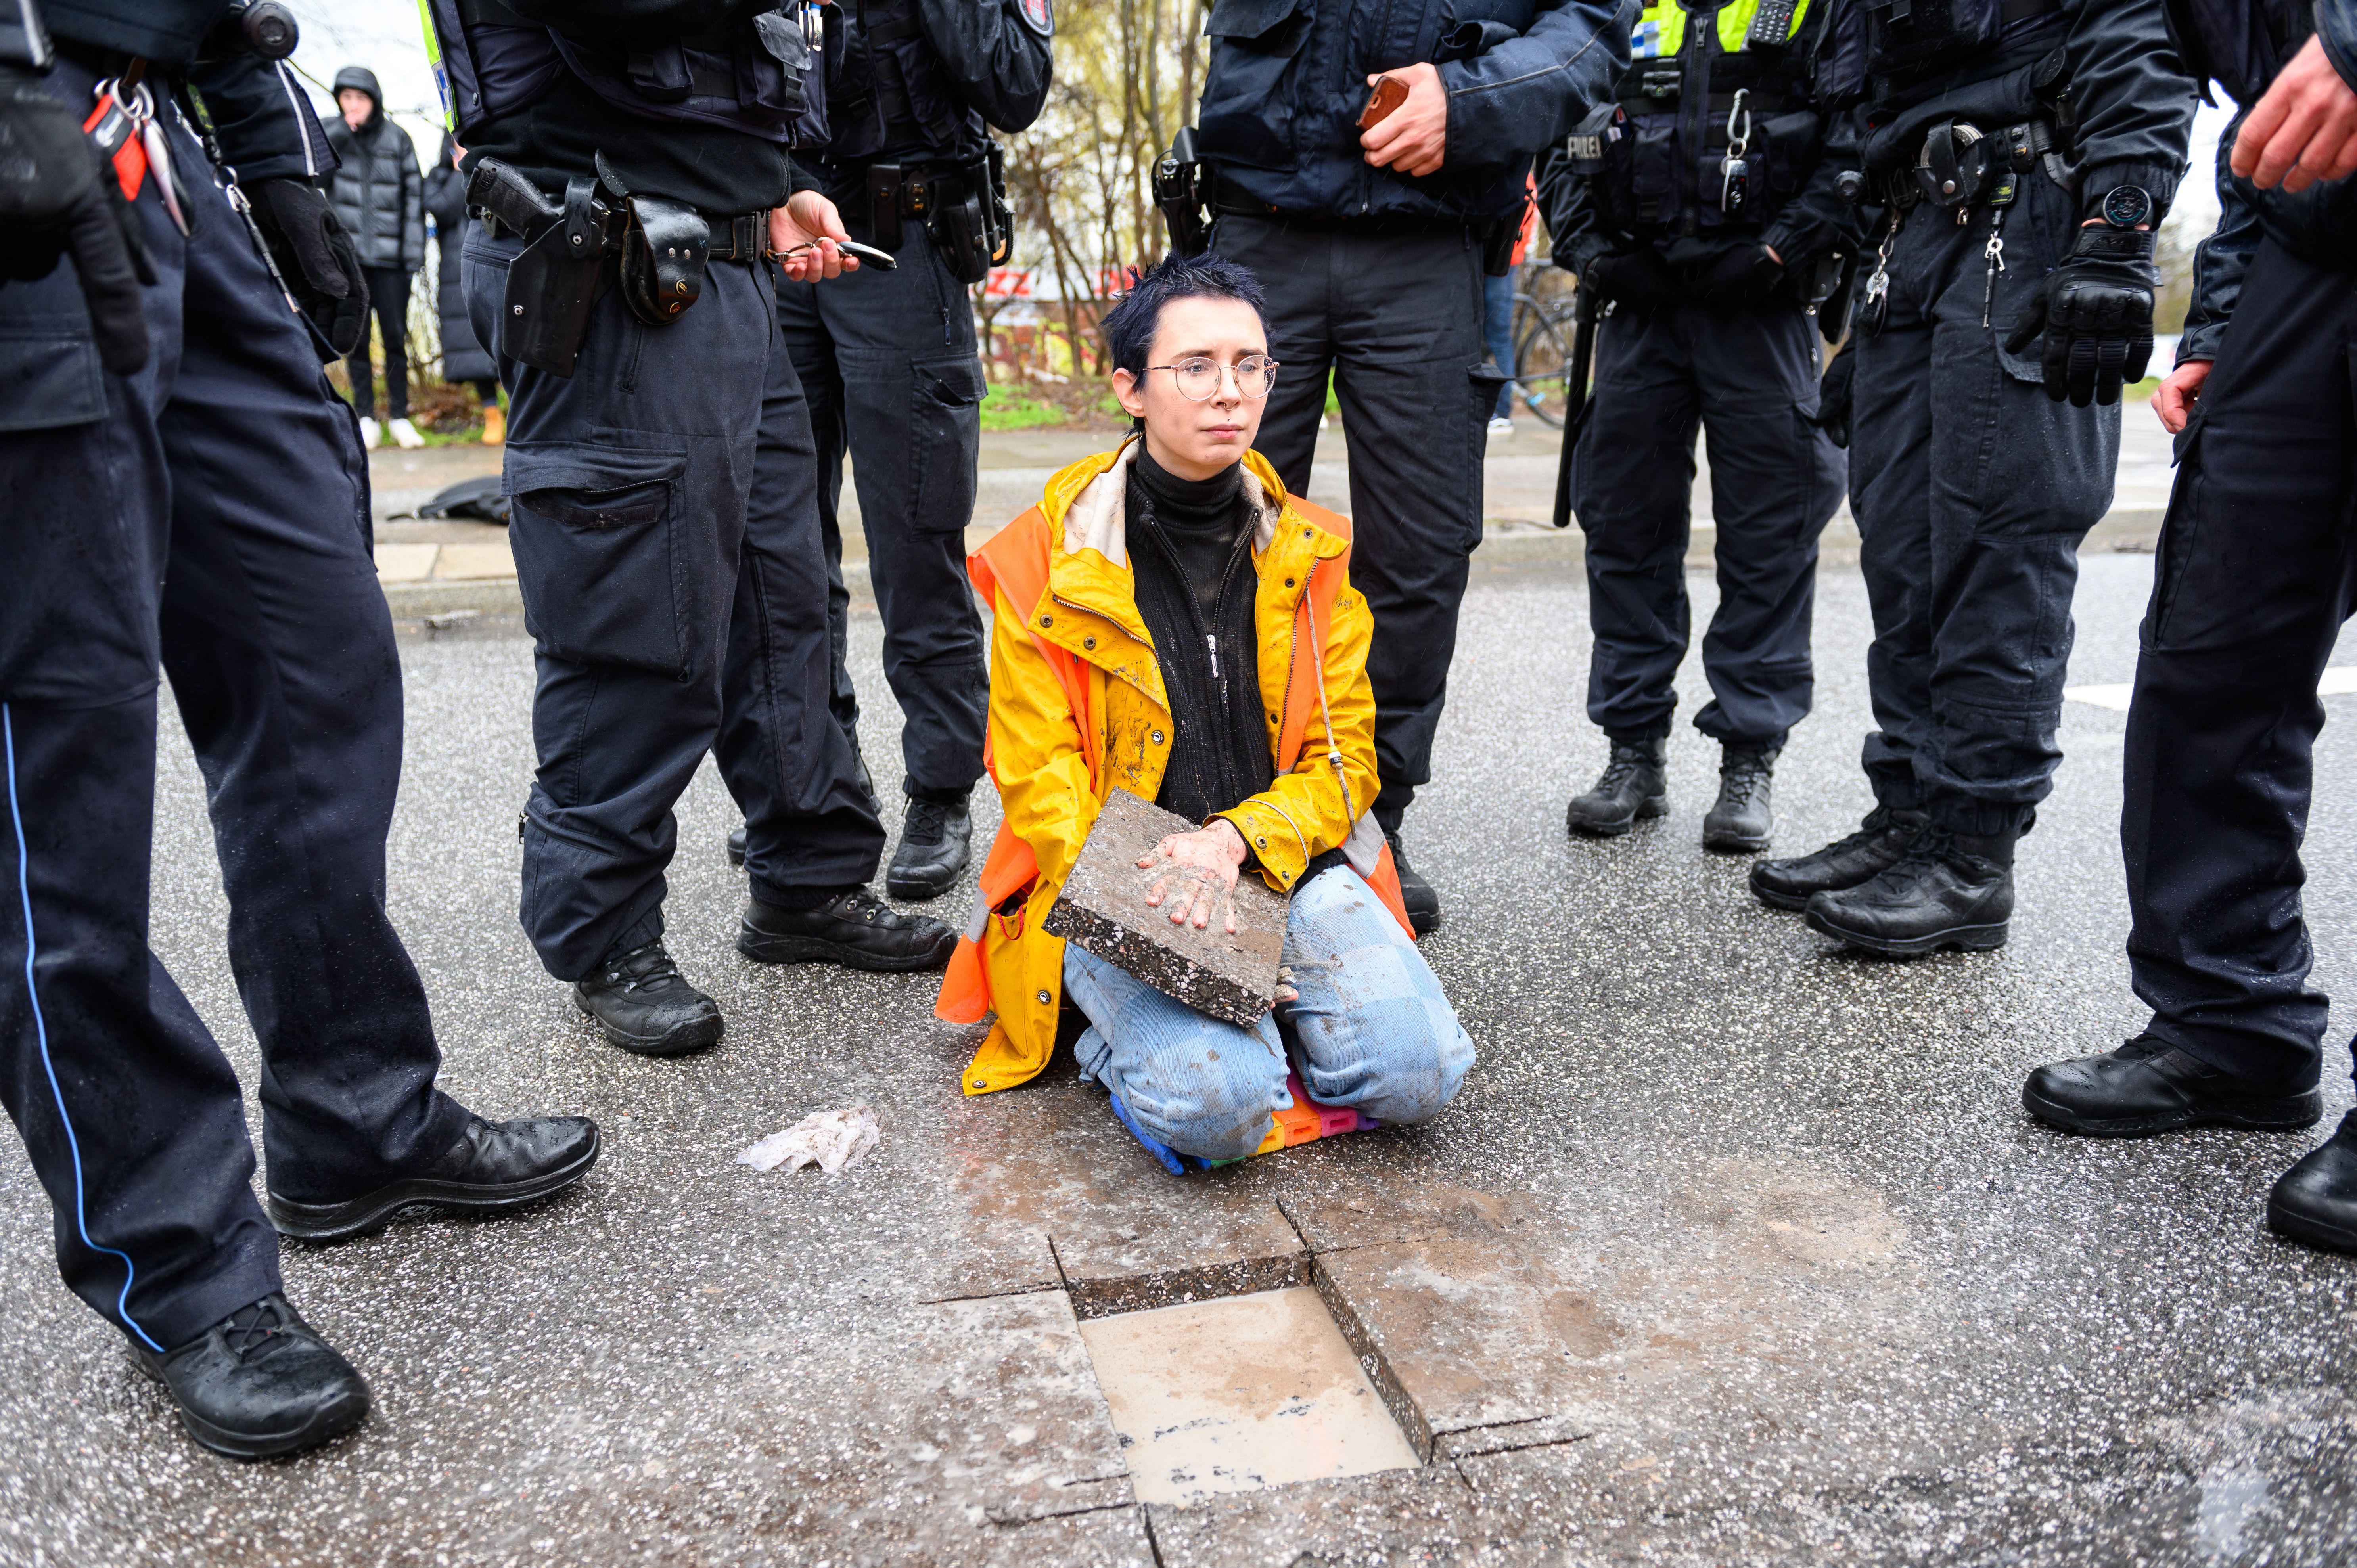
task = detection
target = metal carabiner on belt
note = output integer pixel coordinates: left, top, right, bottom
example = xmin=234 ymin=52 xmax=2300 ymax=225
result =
xmin=1719 ymin=87 xmax=1753 ymax=217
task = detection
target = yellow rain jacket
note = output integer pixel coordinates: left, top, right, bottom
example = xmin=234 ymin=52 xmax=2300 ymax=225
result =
xmin=935 ymin=438 xmax=1410 ymax=1095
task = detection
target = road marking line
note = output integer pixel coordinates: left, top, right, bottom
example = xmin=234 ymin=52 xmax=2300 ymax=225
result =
xmin=2066 ymin=667 xmax=2357 ymax=712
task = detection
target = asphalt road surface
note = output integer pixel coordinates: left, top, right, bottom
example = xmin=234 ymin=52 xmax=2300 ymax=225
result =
xmin=4 ymin=545 xmax=2353 ymax=1566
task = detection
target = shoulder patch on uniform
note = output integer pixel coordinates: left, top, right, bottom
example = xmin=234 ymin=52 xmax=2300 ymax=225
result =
xmin=1017 ymin=0 xmax=1053 ymax=38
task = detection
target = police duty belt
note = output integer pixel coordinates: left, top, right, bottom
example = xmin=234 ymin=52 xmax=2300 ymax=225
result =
xmin=1878 ymin=117 xmax=2067 ymax=216
xmin=466 ymin=154 xmax=769 ymax=377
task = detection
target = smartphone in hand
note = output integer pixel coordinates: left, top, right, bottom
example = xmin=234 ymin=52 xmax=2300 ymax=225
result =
xmin=1359 ymin=75 xmax=1409 ymax=130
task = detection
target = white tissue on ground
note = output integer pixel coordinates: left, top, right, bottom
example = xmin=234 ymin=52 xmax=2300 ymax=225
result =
xmin=738 ymin=1106 xmax=880 ymax=1175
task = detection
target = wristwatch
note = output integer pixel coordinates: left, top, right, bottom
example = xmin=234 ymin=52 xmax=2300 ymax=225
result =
xmin=2097 ymin=184 xmax=2154 ymax=229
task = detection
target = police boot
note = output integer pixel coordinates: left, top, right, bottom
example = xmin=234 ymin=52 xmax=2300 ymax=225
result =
xmin=1384 ymin=830 xmax=1441 ymax=938
xmin=739 ymin=888 xmax=957 ymax=971
xmin=2023 ymin=1036 xmax=2324 ymax=1138
xmin=1749 ymin=805 xmax=1928 ymax=911
xmin=1565 ymin=732 xmax=1667 ymax=838
xmin=267 ymin=1114 xmax=602 ymax=1243
xmin=886 ymin=791 xmax=973 ymax=902
xmin=135 ymin=1294 xmax=370 ymax=1460
xmin=1701 ymin=744 xmax=1778 ymax=854
xmin=1802 ymin=824 xmax=2014 ymax=956
xmin=2270 ymin=1111 xmax=2357 ymax=1255
xmin=572 ymin=940 xmax=724 ymax=1057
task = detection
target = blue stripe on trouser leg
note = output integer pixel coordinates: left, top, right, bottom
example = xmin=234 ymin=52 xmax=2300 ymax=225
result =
xmin=4 ymin=706 xmax=163 ymax=1354
xmin=1062 ymin=865 xmax=1474 ymax=1156
xmin=1281 ymin=865 xmax=1474 ymax=1125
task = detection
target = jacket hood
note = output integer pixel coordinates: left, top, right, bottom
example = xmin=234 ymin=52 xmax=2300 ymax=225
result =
xmin=1036 ymin=438 xmax=1324 ymax=571
xmin=332 ymin=66 xmax=384 ymax=123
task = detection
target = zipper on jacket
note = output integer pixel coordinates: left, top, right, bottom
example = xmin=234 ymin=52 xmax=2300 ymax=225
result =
xmin=1207 ymin=633 xmax=1220 ymax=680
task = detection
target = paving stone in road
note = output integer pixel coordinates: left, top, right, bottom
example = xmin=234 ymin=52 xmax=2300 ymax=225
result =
xmin=3 ymin=552 xmax=2352 ymax=1564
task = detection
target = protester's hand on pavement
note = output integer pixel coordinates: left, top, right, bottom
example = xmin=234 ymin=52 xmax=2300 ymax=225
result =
xmin=1361 ymin=63 xmax=1447 ymax=178
xmin=2153 ymin=358 xmax=2212 ymax=434
xmin=2234 ymin=35 xmax=2357 ymax=193
xmin=771 ymin=191 xmax=859 ymax=281
xmin=1139 ymin=819 xmax=1248 ymax=934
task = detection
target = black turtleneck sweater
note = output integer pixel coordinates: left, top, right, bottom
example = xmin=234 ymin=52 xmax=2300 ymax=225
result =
xmin=1127 ymin=447 xmax=1272 ymax=832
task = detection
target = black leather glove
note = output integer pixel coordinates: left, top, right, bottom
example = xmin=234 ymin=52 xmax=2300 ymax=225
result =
xmin=1581 ymin=247 xmax=1688 ymax=314
xmin=1695 ymin=243 xmax=1785 ymax=307
xmin=2003 ymin=224 xmax=2156 ymax=408
xmin=244 ymin=176 xmax=367 ymax=357
xmin=0 ymin=63 xmax=150 ymax=373
xmin=1807 ymin=343 xmax=1854 ymax=450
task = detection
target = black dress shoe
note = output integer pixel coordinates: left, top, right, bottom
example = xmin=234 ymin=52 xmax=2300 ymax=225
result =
xmin=727 ymin=826 xmax=747 ymax=868
xmin=739 ymin=888 xmax=956 ymax=971
xmin=1702 ymin=744 xmax=1778 ymax=853
xmin=267 ymin=1115 xmax=601 ymax=1242
xmin=886 ymin=794 xmax=973 ymax=901
xmin=1384 ymin=830 xmax=1441 ymax=937
xmin=1566 ymin=733 xmax=1667 ymax=838
xmin=2270 ymin=1111 xmax=2357 ymax=1253
xmin=572 ymin=940 xmax=724 ymax=1057
xmin=2022 ymin=1036 xmax=2324 ymax=1137
xmin=1750 ymin=804 xmax=1926 ymax=911
xmin=1803 ymin=825 xmax=2014 ymax=955
xmin=134 ymin=1294 xmax=370 ymax=1460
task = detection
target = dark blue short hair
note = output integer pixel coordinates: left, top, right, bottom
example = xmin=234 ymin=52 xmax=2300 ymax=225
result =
xmin=1099 ymin=252 xmax=1269 ymax=381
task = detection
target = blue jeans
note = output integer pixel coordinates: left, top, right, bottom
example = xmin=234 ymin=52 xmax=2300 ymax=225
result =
xmin=1483 ymin=270 xmax=1517 ymax=419
xmin=1063 ymin=866 xmax=1475 ymax=1160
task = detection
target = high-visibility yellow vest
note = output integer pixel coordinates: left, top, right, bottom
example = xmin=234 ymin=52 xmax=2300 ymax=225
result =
xmin=1630 ymin=0 xmax=1813 ymax=61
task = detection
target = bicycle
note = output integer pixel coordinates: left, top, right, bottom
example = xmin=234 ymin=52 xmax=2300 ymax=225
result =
xmin=1504 ymin=256 xmax=1584 ymax=429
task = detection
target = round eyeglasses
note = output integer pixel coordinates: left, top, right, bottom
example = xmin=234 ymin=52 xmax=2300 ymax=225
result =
xmin=1147 ymin=354 xmax=1280 ymax=401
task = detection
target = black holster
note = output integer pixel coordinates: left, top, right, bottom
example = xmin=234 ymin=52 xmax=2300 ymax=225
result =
xmin=855 ymin=146 xmax=1011 ymax=284
xmin=471 ymin=159 xmax=624 ymax=379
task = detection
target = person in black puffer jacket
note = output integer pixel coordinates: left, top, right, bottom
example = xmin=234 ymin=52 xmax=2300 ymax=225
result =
xmin=421 ymin=132 xmax=502 ymax=443
xmin=319 ymin=66 xmax=423 ymax=446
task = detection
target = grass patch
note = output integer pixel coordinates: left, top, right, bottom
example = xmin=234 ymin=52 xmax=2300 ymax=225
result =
xmin=2125 ymin=375 xmax=2162 ymax=402
xmin=980 ymin=384 xmax=1067 ymax=431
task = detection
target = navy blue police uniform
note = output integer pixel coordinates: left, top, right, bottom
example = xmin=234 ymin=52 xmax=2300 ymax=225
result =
xmin=771 ymin=0 xmax=1050 ymax=902
xmin=1538 ymin=0 xmax=1869 ymax=852
xmin=1194 ymin=0 xmax=1631 ymax=933
xmin=0 ymin=0 xmax=595 ymax=1456
xmin=1747 ymin=0 xmax=2196 ymax=955
xmin=2020 ymin=0 xmax=2357 ymax=1255
xmin=430 ymin=0 xmax=954 ymax=1057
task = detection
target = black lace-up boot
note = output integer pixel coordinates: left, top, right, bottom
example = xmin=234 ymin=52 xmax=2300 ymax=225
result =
xmin=2271 ymin=1110 xmax=2357 ymax=1254
xmin=1384 ymin=829 xmax=1441 ymax=937
xmin=887 ymin=792 xmax=973 ymax=901
xmin=1565 ymin=732 xmax=1668 ymax=838
xmin=1749 ymin=804 xmax=1928 ymax=911
xmin=572 ymin=940 xmax=724 ymax=1057
xmin=739 ymin=887 xmax=958 ymax=971
xmin=135 ymin=1294 xmax=370 ymax=1459
xmin=1701 ymin=744 xmax=1779 ymax=853
xmin=1803 ymin=823 xmax=2016 ymax=956
xmin=268 ymin=1114 xmax=602 ymax=1242
xmin=2022 ymin=1036 xmax=2323 ymax=1137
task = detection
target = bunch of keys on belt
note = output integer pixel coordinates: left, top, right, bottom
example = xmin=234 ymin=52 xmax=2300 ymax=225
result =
xmin=85 ymin=67 xmax=190 ymax=236
xmin=774 ymin=238 xmax=898 ymax=271
xmin=1719 ymin=88 xmax=1753 ymax=218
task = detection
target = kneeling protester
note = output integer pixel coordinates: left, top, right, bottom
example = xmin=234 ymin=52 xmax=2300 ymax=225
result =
xmin=935 ymin=254 xmax=1475 ymax=1164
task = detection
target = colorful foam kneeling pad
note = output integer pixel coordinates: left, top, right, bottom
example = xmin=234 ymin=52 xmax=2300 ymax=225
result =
xmin=1108 ymin=1072 xmax=1380 ymax=1175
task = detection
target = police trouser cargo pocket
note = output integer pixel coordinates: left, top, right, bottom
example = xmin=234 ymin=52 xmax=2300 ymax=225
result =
xmin=908 ymin=353 xmax=984 ymax=533
xmin=506 ymin=446 xmax=692 ymax=678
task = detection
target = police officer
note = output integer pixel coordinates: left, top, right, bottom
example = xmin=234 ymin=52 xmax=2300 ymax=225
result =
xmin=1540 ymin=0 xmax=1868 ymax=854
xmin=2020 ymin=0 xmax=2357 ymax=1255
xmin=1 ymin=0 xmax=596 ymax=1457
xmin=1192 ymin=0 xmax=1631 ymax=935
xmin=431 ymin=0 xmax=958 ymax=1060
xmin=1748 ymin=0 xmax=2195 ymax=955
xmin=763 ymin=0 xmax=1051 ymax=902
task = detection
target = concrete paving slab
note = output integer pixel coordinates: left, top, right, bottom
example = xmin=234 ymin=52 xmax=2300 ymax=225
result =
xmin=374 ymin=542 xmax=439 ymax=583
xmin=435 ymin=540 xmax=519 ymax=580
xmin=1077 ymin=1287 xmax=1416 ymax=1504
